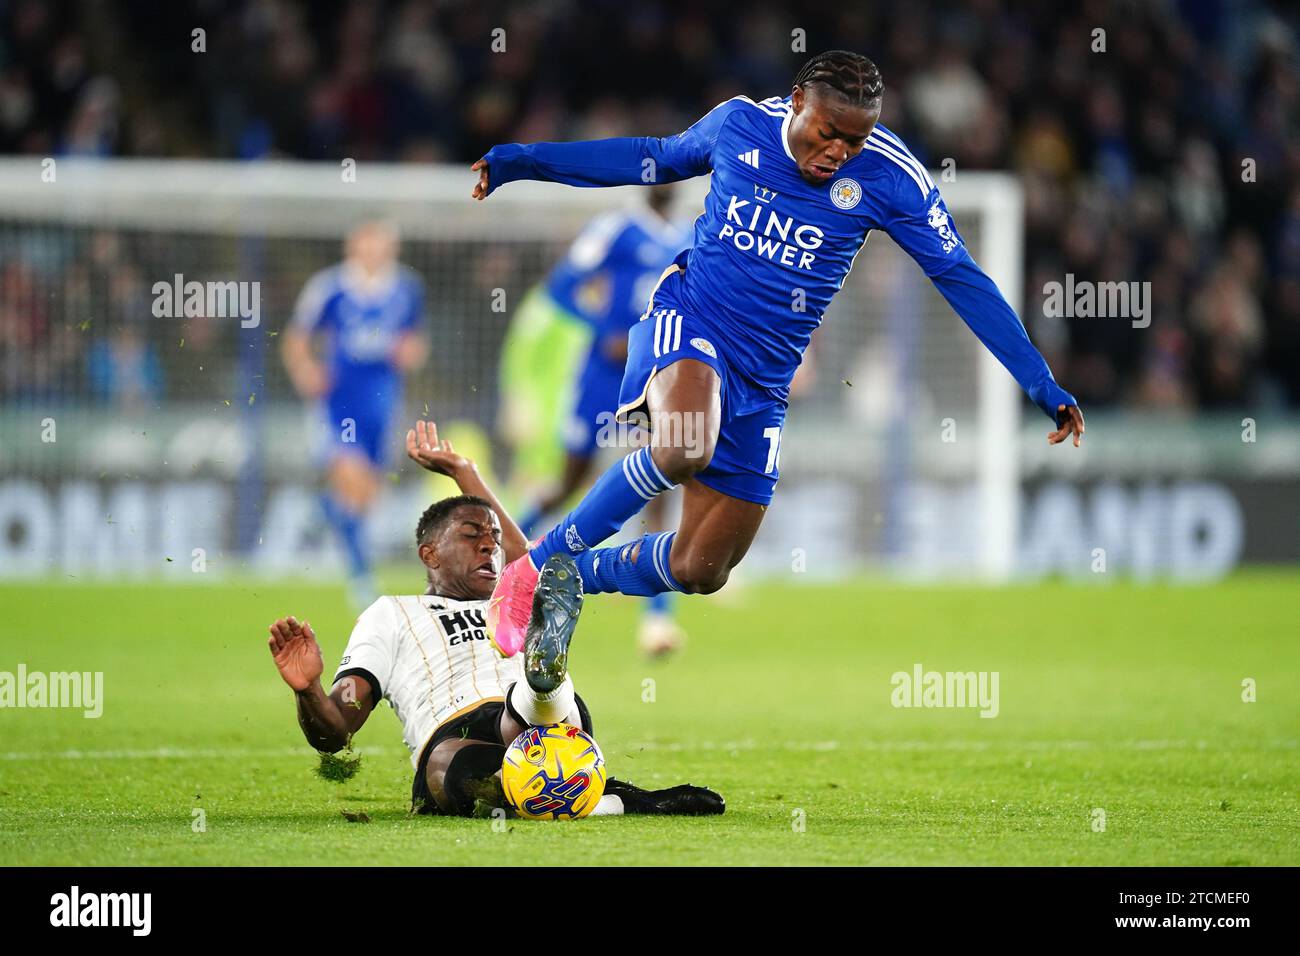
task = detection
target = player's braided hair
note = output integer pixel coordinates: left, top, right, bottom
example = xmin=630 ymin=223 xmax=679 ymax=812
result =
xmin=793 ymin=50 xmax=884 ymax=107
xmin=415 ymin=494 xmax=495 ymax=545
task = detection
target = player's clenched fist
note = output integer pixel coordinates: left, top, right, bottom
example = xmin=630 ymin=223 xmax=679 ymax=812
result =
xmin=267 ymin=616 xmax=323 ymax=692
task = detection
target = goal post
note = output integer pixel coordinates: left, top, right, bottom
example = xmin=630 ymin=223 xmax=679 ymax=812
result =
xmin=959 ymin=174 xmax=1023 ymax=582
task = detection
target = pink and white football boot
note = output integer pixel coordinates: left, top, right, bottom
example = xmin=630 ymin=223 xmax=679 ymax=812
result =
xmin=485 ymin=547 xmax=541 ymax=657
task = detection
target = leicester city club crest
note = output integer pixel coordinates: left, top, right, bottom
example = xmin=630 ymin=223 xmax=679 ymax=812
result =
xmin=830 ymin=178 xmax=862 ymax=210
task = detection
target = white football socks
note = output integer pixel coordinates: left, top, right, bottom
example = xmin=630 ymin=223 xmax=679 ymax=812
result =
xmin=509 ymin=674 xmax=576 ymax=726
xmin=589 ymin=794 xmax=625 ymax=816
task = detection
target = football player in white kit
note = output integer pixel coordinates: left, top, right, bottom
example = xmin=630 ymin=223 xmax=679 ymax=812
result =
xmin=268 ymin=420 xmax=723 ymax=818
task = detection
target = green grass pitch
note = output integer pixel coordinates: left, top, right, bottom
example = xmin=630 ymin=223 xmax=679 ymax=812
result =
xmin=1 ymin=571 xmax=1297 ymax=866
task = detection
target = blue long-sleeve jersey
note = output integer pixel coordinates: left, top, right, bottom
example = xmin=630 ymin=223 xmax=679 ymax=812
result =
xmin=484 ymin=94 xmax=1074 ymax=421
xmin=544 ymin=209 xmax=688 ymax=344
xmin=291 ymin=263 xmax=425 ymax=404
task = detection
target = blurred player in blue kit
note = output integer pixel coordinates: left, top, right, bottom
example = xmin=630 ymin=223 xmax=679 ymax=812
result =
xmin=512 ymin=185 xmax=690 ymax=656
xmin=281 ymin=219 xmax=428 ymax=608
xmin=472 ymin=50 xmax=1086 ymax=655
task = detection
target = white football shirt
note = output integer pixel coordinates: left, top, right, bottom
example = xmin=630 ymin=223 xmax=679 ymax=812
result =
xmin=332 ymin=595 xmax=523 ymax=766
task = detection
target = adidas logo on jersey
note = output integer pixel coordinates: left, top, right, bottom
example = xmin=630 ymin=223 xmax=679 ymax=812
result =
xmin=738 ymin=148 xmax=760 ymax=168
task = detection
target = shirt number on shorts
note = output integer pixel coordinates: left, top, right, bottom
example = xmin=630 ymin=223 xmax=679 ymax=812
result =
xmin=762 ymin=426 xmax=782 ymax=474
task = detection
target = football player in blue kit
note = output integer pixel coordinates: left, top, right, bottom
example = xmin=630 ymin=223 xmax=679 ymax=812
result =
xmin=514 ymin=184 xmax=690 ymax=656
xmin=282 ymin=219 xmax=428 ymax=609
xmin=472 ymin=51 xmax=1085 ymax=654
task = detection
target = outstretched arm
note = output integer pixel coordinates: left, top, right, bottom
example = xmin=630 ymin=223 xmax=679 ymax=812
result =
xmin=883 ymin=185 xmax=1084 ymax=446
xmin=268 ymin=616 xmax=375 ymax=753
xmin=472 ymin=138 xmax=700 ymax=198
xmin=472 ymin=98 xmax=743 ymax=199
xmin=928 ymin=261 xmax=1084 ymax=445
xmin=406 ymin=420 xmax=530 ymax=563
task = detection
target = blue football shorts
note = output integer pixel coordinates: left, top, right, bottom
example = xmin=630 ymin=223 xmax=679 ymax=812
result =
xmin=614 ymin=267 xmax=787 ymax=506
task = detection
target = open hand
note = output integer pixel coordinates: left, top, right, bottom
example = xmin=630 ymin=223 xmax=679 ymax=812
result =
xmin=268 ymin=616 xmax=323 ymax=692
xmin=407 ymin=419 xmax=471 ymax=476
xmin=1048 ymin=404 xmax=1085 ymax=448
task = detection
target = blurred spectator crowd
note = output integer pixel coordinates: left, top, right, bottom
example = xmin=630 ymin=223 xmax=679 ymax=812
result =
xmin=1 ymin=0 xmax=1298 ymax=410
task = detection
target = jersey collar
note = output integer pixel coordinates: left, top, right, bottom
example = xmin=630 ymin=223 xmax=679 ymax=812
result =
xmin=779 ymin=99 xmax=796 ymax=162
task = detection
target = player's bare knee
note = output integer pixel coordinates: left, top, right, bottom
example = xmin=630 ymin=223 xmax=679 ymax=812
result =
xmin=671 ymin=553 xmax=730 ymax=595
xmin=423 ymin=756 xmax=456 ymax=814
xmin=678 ymin=566 xmax=729 ymax=595
xmin=427 ymin=741 xmax=505 ymax=816
xmin=650 ymin=440 xmax=713 ymax=485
